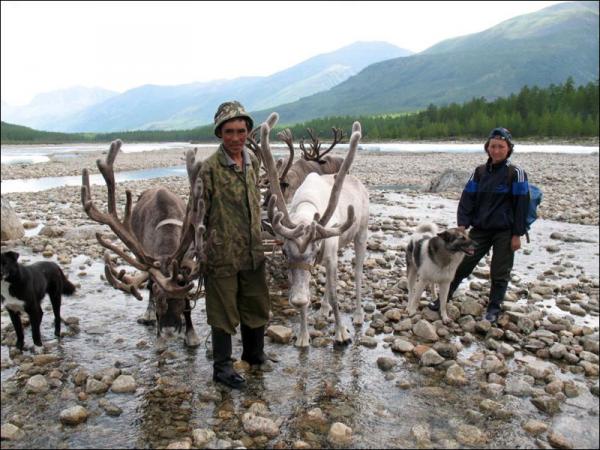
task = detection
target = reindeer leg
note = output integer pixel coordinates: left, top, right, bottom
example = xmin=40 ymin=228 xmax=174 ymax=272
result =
xmin=352 ymin=230 xmax=367 ymax=325
xmin=183 ymin=299 xmax=201 ymax=347
xmin=295 ymin=304 xmax=311 ymax=348
xmin=137 ymin=286 xmax=156 ymax=325
xmin=319 ymin=289 xmax=332 ymax=319
xmin=326 ymin=258 xmax=350 ymax=346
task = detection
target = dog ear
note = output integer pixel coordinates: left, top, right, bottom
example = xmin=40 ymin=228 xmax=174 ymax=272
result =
xmin=6 ymin=251 xmax=20 ymax=261
xmin=437 ymin=231 xmax=452 ymax=242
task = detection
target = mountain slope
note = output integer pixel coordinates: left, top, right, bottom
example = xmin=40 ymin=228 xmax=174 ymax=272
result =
xmin=1 ymin=86 xmax=118 ymax=131
xmin=54 ymin=41 xmax=411 ymax=132
xmin=250 ymin=1 xmax=599 ymax=125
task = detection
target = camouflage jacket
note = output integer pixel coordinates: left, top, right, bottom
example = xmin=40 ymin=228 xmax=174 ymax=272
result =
xmin=200 ymin=144 xmax=265 ymax=277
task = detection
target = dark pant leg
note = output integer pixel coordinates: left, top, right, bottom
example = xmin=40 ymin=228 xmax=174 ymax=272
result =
xmin=487 ymin=230 xmax=514 ymax=312
xmin=450 ymin=228 xmax=494 ymax=294
xmin=237 ymin=261 xmax=270 ymax=329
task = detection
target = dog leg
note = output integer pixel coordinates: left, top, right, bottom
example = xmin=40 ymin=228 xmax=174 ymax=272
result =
xmin=29 ymin=304 xmax=44 ymax=348
xmin=49 ymin=292 xmax=62 ymax=338
xmin=438 ymin=282 xmax=452 ymax=324
xmin=8 ymin=310 xmax=25 ymax=351
xmin=407 ymin=278 xmax=427 ymax=317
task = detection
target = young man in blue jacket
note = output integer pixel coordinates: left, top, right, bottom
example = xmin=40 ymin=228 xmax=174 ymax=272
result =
xmin=429 ymin=127 xmax=529 ymax=323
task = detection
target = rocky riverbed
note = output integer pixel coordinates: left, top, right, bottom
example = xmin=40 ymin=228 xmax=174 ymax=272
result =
xmin=1 ymin=148 xmax=599 ymax=449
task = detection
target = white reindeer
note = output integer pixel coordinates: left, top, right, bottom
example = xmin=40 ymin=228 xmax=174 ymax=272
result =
xmin=260 ymin=113 xmax=369 ymax=347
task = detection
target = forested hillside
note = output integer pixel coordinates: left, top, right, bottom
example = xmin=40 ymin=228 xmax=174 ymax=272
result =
xmin=2 ymin=79 xmax=598 ymax=144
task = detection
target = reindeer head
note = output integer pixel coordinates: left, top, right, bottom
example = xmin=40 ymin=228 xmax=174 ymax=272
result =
xmin=259 ymin=114 xmax=361 ymax=308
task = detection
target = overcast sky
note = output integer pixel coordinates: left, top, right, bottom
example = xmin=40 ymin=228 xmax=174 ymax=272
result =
xmin=1 ymin=1 xmax=565 ymax=106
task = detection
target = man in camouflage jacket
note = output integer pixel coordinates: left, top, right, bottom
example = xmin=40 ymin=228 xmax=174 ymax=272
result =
xmin=200 ymin=101 xmax=270 ymax=389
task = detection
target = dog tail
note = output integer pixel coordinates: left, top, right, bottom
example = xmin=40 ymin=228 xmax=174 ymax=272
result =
xmin=415 ymin=222 xmax=438 ymax=235
xmin=61 ymin=270 xmax=76 ymax=296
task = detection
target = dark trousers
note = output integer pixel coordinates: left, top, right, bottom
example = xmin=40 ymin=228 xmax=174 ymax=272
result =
xmin=451 ymin=228 xmax=514 ymax=309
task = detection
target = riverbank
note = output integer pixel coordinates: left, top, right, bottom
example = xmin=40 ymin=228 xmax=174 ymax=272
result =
xmin=3 ymin=148 xmax=597 ymax=226
xmin=1 ymin=149 xmax=599 ymax=449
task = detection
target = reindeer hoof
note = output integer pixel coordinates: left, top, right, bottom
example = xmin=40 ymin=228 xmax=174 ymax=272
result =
xmin=352 ymin=313 xmax=364 ymax=325
xmin=185 ymin=333 xmax=201 ymax=348
xmin=294 ymin=334 xmax=311 ymax=348
xmin=334 ymin=338 xmax=352 ymax=347
xmin=137 ymin=316 xmax=156 ymax=325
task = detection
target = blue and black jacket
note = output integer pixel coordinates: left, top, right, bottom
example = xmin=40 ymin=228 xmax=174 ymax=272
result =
xmin=457 ymin=158 xmax=529 ymax=236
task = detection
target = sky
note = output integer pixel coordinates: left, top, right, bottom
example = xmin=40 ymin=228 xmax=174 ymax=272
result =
xmin=1 ymin=0 xmax=566 ymax=106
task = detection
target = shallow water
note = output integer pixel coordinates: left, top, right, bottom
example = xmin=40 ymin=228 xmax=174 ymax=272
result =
xmin=1 ymin=192 xmax=598 ymax=449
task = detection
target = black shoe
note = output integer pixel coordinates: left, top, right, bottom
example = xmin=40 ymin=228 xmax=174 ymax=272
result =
xmin=428 ymin=298 xmax=440 ymax=311
xmin=241 ymin=324 xmax=269 ymax=366
xmin=485 ymin=309 xmax=500 ymax=324
xmin=211 ymin=327 xmax=246 ymax=389
xmin=213 ymin=365 xmax=246 ymax=389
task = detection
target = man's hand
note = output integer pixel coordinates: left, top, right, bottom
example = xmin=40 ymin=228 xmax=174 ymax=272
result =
xmin=511 ymin=235 xmax=521 ymax=252
xmin=457 ymin=226 xmax=466 ymax=232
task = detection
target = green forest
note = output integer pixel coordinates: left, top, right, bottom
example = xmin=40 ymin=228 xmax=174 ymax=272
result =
xmin=2 ymin=78 xmax=598 ymax=144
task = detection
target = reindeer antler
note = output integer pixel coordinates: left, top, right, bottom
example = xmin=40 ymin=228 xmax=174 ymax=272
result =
xmin=81 ymin=140 xmax=194 ymax=299
xmin=300 ymin=127 xmax=345 ymax=163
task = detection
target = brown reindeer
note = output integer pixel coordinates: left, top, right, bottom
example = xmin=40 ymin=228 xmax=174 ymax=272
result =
xmin=81 ymin=140 xmax=207 ymax=349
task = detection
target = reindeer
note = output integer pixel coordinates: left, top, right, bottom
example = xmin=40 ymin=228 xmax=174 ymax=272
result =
xmin=260 ymin=114 xmax=369 ymax=347
xmin=81 ymin=140 xmax=206 ymax=349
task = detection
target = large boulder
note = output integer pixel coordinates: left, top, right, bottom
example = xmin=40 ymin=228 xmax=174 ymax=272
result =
xmin=1 ymin=197 xmax=24 ymax=241
xmin=428 ymin=169 xmax=471 ymax=193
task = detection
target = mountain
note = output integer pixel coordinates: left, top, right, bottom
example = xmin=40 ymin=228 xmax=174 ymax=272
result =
xmin=49 ymin=41 xmax=412 ymax=132
xmin=250 ymin=1 xmax=599 ymax=125
xmin=1 ymin=86 xmax=118 ymax=131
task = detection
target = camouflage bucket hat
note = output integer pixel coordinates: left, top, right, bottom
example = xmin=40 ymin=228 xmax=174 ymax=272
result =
xmin=213 ymin=101 xmax=254 ymax=137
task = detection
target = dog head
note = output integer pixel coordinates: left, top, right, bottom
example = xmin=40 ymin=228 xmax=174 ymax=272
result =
xmin=0 ymin=251 xmax=20 ymax=281
xmin=437 ymin=229 xmax=475 ymax=256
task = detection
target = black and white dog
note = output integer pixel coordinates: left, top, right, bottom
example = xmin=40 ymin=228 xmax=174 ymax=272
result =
xmin=405 ymin=223 xmax=474 ymax=324
xmin=1 ymin=251 xmax=76 ymax=351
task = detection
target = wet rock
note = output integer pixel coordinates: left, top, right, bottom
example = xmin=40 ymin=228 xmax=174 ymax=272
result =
xmin=192 ymin=428 xmax=216 ymax=447
xmin=1 ymin=198 xmax=25 ymax=240
xmin=547 ymin=430 xmax=573 ymax=449
xmin=267 ymin=325 xmax=293 ymax=344
xmin=377 ymin=356 xmax=397 ymax=371
xmin=242 ymin=412 xmax=279 ymax=438
xmin=481 ymin=354 xmax=506 ymax=374
xmin=420 ymin=349 xmax=444 ymax=366
xmin=71 ymin=367 xmax=90 ymax=386
xmin=98 ymin=399 xmax=122 ymax=416
xmin=59 ymin=405 xmax=89 ymax=425
xmin=410 ymin=423 xmax=431 ymax=446
xmin=384 ymin=308 xmax=402 ymax=322
xmin=432 ymin=341 xmax=458 ymax=359
xmin=455 ymin=424 xmax=488 ymax=446
xmin=166 ymin=439 xmax=192 ymax=449
xmin=358 ymin=336 xmax=378 ymax=348
xmin=461 ymin=301 xmax=484 ymax=317
xmin=1 ymin=423 xmax=25 ymax=441
xmin=531 ymin=395 xmax=561 ymax=415
xmin=327 ymin=422 xmax=352 ymax=446
xmin=505 ymin=374 xmax=534 ymax=397
xmin=86 ymin=378 xmax=109 ymax=394
xmin=445 ymin=364 xmax=467 ymax=386
xmin=111 ymin=374 xmax=137 ymax=393
xmin=413 ymin=320 xmax=439 ymax=341
xmin=391 ymin=338 xmax=414 ymax=353
xmin=497 ymin=342 xmax=515 ymax=356
xmin=25 ymin=374 xmax=49 ymax=393
xmin=522 ymin=419 xmax=548 ymax=435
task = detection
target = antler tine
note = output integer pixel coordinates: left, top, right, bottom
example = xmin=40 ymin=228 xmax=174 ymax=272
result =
xmin=103 ymin=252 xmax=146 ymax=301
xmin=246 ymin=127 xmax=263 ymax=167
xmin=306 ymin=128 xmax=321 ymax=159
xmin=81 ymin=141 xmax=155 ymax=267
xmin=318 ymin=124 xmax=362 ymax=226
xmin=315 ymin=205 xmax=355 ymax=239
xmin=319 ymin=127 xmax=345 ymax=160
xmin=276 ymin=128 xmax=295 ymax=180
xmin=259 ymin=113 xmax=294 ymax=228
